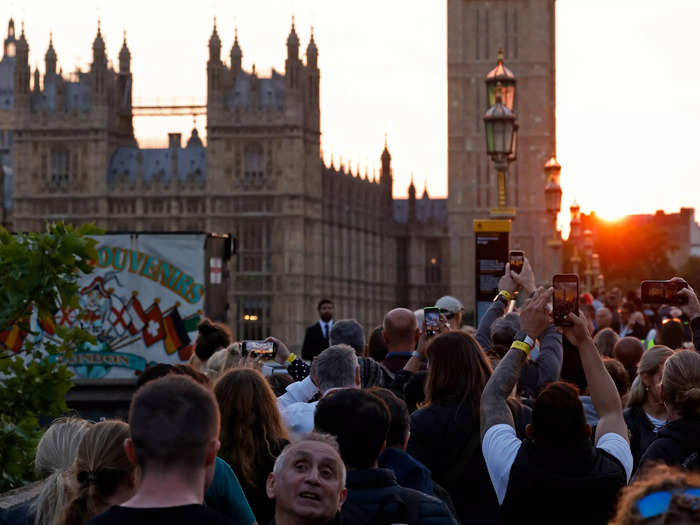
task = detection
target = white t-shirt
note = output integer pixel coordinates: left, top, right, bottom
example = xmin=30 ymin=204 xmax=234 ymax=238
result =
xmin=482 ymin=424 xmax=633 ymax=505
xmin=645 ymin=412 xmax=666 ymax=432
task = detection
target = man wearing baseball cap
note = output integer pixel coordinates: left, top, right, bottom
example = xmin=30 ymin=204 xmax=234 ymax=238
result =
xmin=435 ymin=296 xmax=464 ymax=330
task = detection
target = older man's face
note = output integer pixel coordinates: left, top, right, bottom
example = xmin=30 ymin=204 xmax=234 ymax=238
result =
xmin=267 ymin=441 xmax=346 ymax=522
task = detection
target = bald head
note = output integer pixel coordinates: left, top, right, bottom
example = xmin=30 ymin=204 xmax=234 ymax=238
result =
xmin=383 ymin=308 xmax=419 ymax=350
xmin=613 ymin=337 xmax=644 ymax=370
xmin=595 ymin=307 xmax=612 ymax=330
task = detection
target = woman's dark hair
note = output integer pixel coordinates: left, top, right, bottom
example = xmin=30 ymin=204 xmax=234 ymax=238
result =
xmin=659 ymin=319 xmax=685 ymax=350
xmin=195 ymin=319 xmax=232 ymax=361
xmin=266 ymin=373 xmax=294 ymax=397
xmin=532 ymin=381 xmax=588 ymax=447
xmin=367 ymin=387 xmax=410 ymax=448
xmin=214 ymin=368 xmax=289 ymax=487
xmin=368 ymin=325 xmax=389 ymax=362
xmin=603 ymin=358 xmax=631 ymax=398
xmin=424 ymin=331 xmax=493 ymax=422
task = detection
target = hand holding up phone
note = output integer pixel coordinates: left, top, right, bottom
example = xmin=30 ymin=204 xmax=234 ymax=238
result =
xmin=561 ymin=311 xmax=593 ymax=348
xmin=519 ymin=287 xmax=553 ymax=340
xmin=671 ymin=277 xmax=700 ymax=321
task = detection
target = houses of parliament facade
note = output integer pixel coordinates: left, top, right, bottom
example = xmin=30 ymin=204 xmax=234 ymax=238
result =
xmin=0 ymin=0 xmax=558 ymax=348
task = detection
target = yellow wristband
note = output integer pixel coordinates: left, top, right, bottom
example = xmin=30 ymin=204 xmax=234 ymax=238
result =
xmin=511 ymin=340 xmax=532 ymax=355
xmin=499 ymin=290 xmax=515 ymax=301
xmin=286 ymin=353 xmax=297 ymax=364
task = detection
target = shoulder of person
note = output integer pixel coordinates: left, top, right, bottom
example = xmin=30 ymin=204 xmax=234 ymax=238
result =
xmin=399 ymin=487 xmax=456 ymax=523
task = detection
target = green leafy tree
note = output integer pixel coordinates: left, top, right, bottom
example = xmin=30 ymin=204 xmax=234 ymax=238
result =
xmin=679 ymin=256 xmax=700 ymax=292
xmin=0 ymin=222 xmax=100 ymax=491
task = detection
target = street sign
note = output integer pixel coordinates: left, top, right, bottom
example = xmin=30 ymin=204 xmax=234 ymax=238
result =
xmin=474 ymin=219 xmax=511 ymax=324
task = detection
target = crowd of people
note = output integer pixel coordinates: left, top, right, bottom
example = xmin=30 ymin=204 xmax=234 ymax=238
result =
xmin=2 ymin=258 xmax=700 ymax=524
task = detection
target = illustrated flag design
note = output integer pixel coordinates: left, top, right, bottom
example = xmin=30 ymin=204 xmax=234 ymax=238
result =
xmin=183 ymin=312 xmax=202 ymax=333
xmin=163 ymin=307 xmax=191 ymax=355
xmin=142 ymin=302 xmax=165 ymax=347
xmin=126 ymin=296 xmax=147 ymax=334
xmin=0 ymin=326 xmax=27 ymax=352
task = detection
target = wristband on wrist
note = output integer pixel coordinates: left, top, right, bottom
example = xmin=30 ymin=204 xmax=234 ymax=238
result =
xmin=498 ymin=290 xmax=515 ymax=301
xmin=411 ymin=351 xmax=426 ymax=362
xmin=511 ymin=340 xmax=533 ymax=355
xmin=286 ymin=352 xmax=298 ymax=364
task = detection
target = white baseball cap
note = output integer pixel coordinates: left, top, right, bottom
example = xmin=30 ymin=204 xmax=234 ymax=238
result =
xmin=435 ymin=295 xmax=464 ymax=314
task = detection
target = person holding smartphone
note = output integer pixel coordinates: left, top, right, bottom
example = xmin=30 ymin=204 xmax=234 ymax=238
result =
xmin=480 ymin=289 xmax=632 ymax=525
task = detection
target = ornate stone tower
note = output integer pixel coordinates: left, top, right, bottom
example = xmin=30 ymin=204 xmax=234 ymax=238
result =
xmin=205 ymin=18 xmax=323 ymax=345
xmin=10 ymin=22 xmax=135 ymax=231
xmin=447 ymin=0 xmax=556 ymax=310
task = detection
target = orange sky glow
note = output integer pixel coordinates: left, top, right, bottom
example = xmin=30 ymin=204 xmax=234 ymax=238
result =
xmin=4 ymin=0 xmax=699 ymax=231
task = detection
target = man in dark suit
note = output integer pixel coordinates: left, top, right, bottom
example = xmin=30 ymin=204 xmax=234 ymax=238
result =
xmin=301 ymin=299 xmax=334 ymax=361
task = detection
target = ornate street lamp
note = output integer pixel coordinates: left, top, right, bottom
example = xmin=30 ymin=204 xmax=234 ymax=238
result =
xmin=483 ymin=83 xmax=517 ymax=217
xmin=583 ymin=229 xmax=594 ymax=292
xmin=486 ymin=49 xmax=516 ymax=110
xmin=569 ymin=202 xmax=582 ymax=275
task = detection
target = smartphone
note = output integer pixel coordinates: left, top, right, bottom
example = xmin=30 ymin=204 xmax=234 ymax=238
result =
xmin=242 ymin=340 xmax=277 ymax=359
xmin=509 ymin=250 xmax=525 ymax=274
xmin=553 ymin=274 xmax=579 ymax=327
xmin=424 ymin=307 xmax=440 ymax=337
xmin=641 ymin=280 xmax=688 ymax=305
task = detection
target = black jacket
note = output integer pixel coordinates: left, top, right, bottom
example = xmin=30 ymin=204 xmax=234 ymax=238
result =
xmin=341 ymin=468 xmax=457 ymax=525
xmin=624 ymin=405 xmax=660 ymax=473
xmin=639 ymin=413 xmax=700 ymax=472
xmin=301 ymin=322 xmax=330 ymax=361
xmin=407 ymin=401 xmax=529 ymax=525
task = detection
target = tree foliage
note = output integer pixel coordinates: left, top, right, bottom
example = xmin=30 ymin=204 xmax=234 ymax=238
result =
xmin=593 ymin=218 xmax=677 ymax=290
xmin=0 ymin=222 xmax=100 ymax=491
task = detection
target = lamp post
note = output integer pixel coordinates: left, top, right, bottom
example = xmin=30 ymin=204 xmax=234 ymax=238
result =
xmin=583 ymin=229 xmax=594 ymax=292
xmin=483 ymin=50 xmax=517 ymax=219
xmin=544 ymin=155 xmax=563 ymax=274
xmin=591 ymin=253 xmax=601 ymax=292
xmin=569 ymin=202 xmax=582 ymax=276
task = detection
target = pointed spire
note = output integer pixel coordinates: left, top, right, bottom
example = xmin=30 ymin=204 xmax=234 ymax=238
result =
xmin=287 ymin=15 xmax=299 ymax=58
xmin=93 ymin=19 xmax=105 ymax=49
xmin=209 ymin=16 xmax=221 ymax=60
xmin=330 ymin=153 xmax=335 ymax=169
xmin=230 ymin=26 xmax=242 ymax=69
xmin=408 ymin=173 xmax=416 ymax=197
xmin=422 ymin=186 xmax=430 ymax=199
xmin=33 ymin=65 xmax=40 ymax=92
xmin=306 ymin=25 xmax=318 ymax=67
xmin=119 ymin=29 xmax=131 ymax=73
xmin=45 ymin=32 xmax=57 ymax=75
xmin=381 ymin=133 xmax=391 ymax=163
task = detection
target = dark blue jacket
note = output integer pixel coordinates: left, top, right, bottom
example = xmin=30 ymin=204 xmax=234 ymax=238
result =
xmin=378 ymin=447 xmax=434 ymax=495
xmin=342 ymin=468 xmax=456 ymax=525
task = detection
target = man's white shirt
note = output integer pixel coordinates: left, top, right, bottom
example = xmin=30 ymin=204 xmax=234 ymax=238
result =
xmin=481 ymin=424 xmax=633 ymax=505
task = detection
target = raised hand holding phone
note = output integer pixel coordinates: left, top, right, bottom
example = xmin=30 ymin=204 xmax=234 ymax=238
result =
xmin=561 ymin=311 xmax=593 ymax=348
xmin=519 ymin=286 xmax=553 ymax=340
xmin=670 ymin=277 xmax=700 ymax=321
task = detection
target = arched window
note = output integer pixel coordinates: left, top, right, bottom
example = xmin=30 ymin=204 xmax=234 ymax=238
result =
xmin=243 ymin=142 xmax=264 ymax=185
xmin=49 ymin=147 xmax=69 ymax=190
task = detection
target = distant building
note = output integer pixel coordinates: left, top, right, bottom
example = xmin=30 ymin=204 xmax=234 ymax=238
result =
xmin=447 ymin=0 xmax=559 ymax=307
xmin=0 ymin=18 xmax=450 ymax=346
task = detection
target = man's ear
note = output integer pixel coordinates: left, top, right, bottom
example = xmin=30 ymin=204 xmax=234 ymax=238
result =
xmin=266 ymin=473 xmax=276 ymax=499
xmin=355 ymin=366 xmax=361 ymax=388
xmin=414 ymin=328 xmax=420 ymax=346
xmin=124 ymin=438 xmax=139 ymax=467
xmin=337 ymin=488 xmax=347 ymax=511
xmin=382 ymin=329 xmax=389 ymax=345
xmin=525 ymin=423 xmax=534 ymax=439
xmin=402 ymin=431 xmax=410 ymax=451
xmin=584 ymin=424 xmax=592 ymax=438
xmin=205 ymin=439 xmax=220 ymax=467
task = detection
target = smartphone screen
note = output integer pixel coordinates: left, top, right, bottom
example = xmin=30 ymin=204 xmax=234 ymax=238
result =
xmin=242 ymin=340 xmax=276 ymax=358
xmin=641 ymin=280 xmax=688 ymax=305
xmin=509 ymin=250 xmax=524 ymax=274
xmin=553 ymin=274 xmax=579 ymax=326
xmin=424 ymin=307 xmax=440 ymax=336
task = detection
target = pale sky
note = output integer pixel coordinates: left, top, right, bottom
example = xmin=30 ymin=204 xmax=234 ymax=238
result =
xmin=4 ymin=0 xmax=700 ymax=227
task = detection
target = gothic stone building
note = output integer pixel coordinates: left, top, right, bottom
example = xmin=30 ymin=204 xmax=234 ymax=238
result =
xmin=0 ymin=19 xmax=451 ymax=347
xmin=1 ymin=0 xmax=558 ymax=345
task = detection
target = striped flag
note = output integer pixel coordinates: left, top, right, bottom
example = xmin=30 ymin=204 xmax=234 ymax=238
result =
xmin=126 ymin=295 xmax=147 ymax=334
xmin=0 ymin=326 xmax=27 ymax=352
xmin=163 ymin=307 xmax=191 ymax=355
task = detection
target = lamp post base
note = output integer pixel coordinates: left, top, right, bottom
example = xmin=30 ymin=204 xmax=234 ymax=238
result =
xmin=489 ymin=207 xmax=516 ymax=219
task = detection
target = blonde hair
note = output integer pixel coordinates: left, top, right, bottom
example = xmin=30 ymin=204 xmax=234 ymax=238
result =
xmin=203 ymin=343 xmax=243 ymax=379
xmin=57 ymin=420 xmax=133 ymax=525
xmin=627 ymin=346 xmax=675 ymax=408
xmin=31 ymin=417 xmax=92 ymax=525
xmin=663 ymin=350 xmax=700 ymax=416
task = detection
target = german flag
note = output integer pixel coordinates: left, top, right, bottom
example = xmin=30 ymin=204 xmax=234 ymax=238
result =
xmin=0 ymin=326 xmax=27 ymax=353
xmin=163 ymin=308 xmax=191 ymax=355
